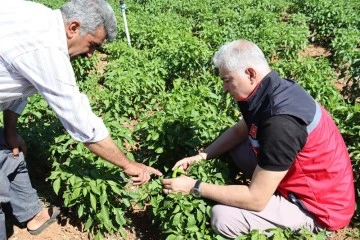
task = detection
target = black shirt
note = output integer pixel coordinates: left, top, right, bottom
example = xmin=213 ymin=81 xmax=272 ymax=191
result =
xmin=257 ymin=115 xmax=308 ymax=171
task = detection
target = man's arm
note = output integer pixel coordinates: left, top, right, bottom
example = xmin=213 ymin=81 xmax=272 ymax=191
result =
xmin=200 ymin=166 xmax=288 ymax=211
xmin=203 ymin=118 xmax=248 ymax=159
xmin=3 ymin=110 xmax=27 ymax=156
xmin=173 ymin=119 xmax=249 ymax=170
xmin=163 ymin=166 xmax=288 ymax=211
xmin=193 ymin=116 xmax=304 ymax=209
xmin=3 ymin=110 xmax=18 ymax=139
xmin=85 ymin=136 xmax=162 ymax=185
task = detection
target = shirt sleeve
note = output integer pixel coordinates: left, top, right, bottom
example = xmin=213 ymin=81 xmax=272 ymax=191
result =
xmin=257 ymin=115 xmax=307 ymax=171
xmin=11 ymin=47 xmax=109 ymax=143
xmin=0 ymin=98 xmax=28 ymax=115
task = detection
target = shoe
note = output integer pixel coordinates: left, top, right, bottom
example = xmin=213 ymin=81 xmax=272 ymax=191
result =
xmin=27 ymin=207 xmax=60 ymax=235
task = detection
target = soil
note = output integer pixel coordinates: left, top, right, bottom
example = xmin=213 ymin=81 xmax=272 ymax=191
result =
xmin=6 ymin=213 xmax=358 ymax=240
xmin=299 ymin=44 xmax=332 ymax=58
xmin=8 ymin=219 xmax=89 ymax=240
xmin=6 ymin=208 xmax=156 ymax=240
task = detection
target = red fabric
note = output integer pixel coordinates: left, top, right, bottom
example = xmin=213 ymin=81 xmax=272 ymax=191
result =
xmin=277 ymin=106 xmax=355 ymax=230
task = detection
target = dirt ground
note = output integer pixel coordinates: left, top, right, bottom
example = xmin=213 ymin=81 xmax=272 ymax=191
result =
xmin=6 ymin=216 xmax=359 ymax=240
xmin=6 ymin=208 xmax=158 ymax=240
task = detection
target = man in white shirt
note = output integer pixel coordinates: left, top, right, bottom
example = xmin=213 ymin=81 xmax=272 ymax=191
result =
xmin=0 ymin=0 xmax=162 ymax=237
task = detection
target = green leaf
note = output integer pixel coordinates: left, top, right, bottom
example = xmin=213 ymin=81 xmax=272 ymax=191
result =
xmin=152 ymin=132 xmax=160 ymax=140
xmin=122 ymin=198 xmax=131 ymax=208
xmin=89 ymin=181 xmax=100 ymax=195
xmin=100 ymin=206 xmax=110 ymax=222
xmin=115 ymin=211 xmax=126 ymax=226
xmin=53 ymin=178 xmax=61 ymax=195
xmin=82 ymin=187 xmax=88 ymax=197
xmin=83 ymin=216 xmax=93 ymax=231
xmin=110 ymin=184 xmax=122 ymax=194
xmin=78 ymin=204 xmax=84 ymax=218
xmin=173 ymin=205 xmax=181 ymax=213
xmin=172 ymin=212 xmax=182 ymax=226
xmin=90 ymin=193 xmax=97 ymax=211
xmin=71 ymin=188 xmax=81 ymax=200
xmin=187 ymin=214 xmax=196 ymax=228
xmin=166 ymin=235 xmax=179 ymax=240
xmin=196 ymin=209 xmax=203 ymax=222
xmin=48 ymin=171 xmax=60 ymax=180
xmin=155 ymin=147 xmax=164 ymax=153
xmin=100 ymin=191 xmax=108 ymax=205
xmin=185 ymin=225 xmax=199 ymax=232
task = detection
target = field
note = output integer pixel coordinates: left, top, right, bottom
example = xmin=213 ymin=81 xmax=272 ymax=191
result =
xmin=5 ymin=0 xmax=360 ymax=239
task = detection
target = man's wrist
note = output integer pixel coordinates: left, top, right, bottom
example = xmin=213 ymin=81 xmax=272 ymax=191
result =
xmin=198 ymin=152 xmax=207 ymax=160
xmin=121 ymin=159 xmax=133 ymax=170
xmin=190 ymin=179 xmax=202 ymax=198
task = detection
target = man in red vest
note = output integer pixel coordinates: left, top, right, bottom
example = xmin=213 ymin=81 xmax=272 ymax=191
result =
xmin=161 ymin=39 xmax=355 ymax=238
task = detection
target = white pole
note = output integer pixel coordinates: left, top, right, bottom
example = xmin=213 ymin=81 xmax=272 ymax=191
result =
xmin=120 ymin=0 xmax=131 ymax=47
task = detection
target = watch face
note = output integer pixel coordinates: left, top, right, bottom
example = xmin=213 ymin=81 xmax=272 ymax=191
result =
xmin=191 ymin=188 xmax=201 ymax=198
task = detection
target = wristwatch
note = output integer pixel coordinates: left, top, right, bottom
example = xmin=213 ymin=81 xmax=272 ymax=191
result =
xmin=191 ymin=180 xmax=202 ymax=198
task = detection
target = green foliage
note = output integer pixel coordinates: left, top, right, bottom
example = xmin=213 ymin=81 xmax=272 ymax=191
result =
xmin=48 ymin=138 xmax=130 ymax=238
xmin=71 ymin=56 xmax=98 ymax=80
xmin=290 ymin=0 xmax=360 ymax=46
xmin=18 ymin=0 xmax=360 ymax=239
xmin=331 ymin=28 xmax=360 ymax=103
xmin=140 ymin=160 xmax=230 ymax=240
xmin=234 ymin=228 xmax=328 ymax=240
xmin=289 ymin=0 xmax=360 ymax=103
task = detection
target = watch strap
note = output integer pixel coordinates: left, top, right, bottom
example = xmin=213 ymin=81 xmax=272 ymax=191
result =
xmin=194 ymin=179 xmax=202 ymax=189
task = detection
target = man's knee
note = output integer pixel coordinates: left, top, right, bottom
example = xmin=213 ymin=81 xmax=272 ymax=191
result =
xmin=211 ymin=205 xmax=248 ymax=238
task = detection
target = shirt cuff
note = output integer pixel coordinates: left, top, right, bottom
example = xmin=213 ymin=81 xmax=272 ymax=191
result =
xmin=4 ymin=98 xmax=28 ymax=115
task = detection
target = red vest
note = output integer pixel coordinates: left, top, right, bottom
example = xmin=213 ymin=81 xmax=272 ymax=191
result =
xmin=240 ymin=72 xmax=355 ymax=230
xmin=277 ymin=106 xmax=355 ymax=230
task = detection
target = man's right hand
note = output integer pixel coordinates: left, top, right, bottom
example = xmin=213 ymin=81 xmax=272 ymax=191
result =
xmin=172 ymin=153 xmax=207 ymax=171
xmin=123 ymin=161 xmax=162 ymax=185
xmin=6 ymin=133 xmax=27 ymax=157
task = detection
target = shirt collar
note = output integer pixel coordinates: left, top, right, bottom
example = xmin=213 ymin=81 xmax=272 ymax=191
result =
xmin=237 ymin=70 xmax=281 ymax=115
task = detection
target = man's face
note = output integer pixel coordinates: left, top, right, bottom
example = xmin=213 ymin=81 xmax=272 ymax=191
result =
xmin=219 ymin=67 xmax=254 ymax=101
xmin=68 ymin=27 xmax=106 ymax=61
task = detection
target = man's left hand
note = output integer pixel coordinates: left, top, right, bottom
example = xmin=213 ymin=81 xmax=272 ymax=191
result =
xmin=161 ymin=175 xmax=196 ymax=195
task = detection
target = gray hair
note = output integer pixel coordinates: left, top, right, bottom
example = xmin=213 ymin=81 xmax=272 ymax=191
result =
xmin=213 ymin=40 xmax=270 ymax=74
xmin=60 ymin=0 xmax=117 ymax=41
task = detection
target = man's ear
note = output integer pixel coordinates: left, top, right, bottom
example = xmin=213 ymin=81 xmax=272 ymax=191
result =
xmin=246 ymin=67 xmax=256 ymax=80
xmin=65 ymin=20 xmax=81 ymax=39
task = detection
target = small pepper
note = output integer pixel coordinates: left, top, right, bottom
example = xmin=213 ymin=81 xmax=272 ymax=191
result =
xmin=172 ymin=168 xmax=186 ymax=178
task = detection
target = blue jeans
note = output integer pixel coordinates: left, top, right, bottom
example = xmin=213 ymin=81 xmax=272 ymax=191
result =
xmin=0 ymin=130 xmax=42 ymax=240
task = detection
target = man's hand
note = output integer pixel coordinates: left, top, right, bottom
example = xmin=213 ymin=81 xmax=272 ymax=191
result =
xmin=86 ymin=136 xmax=162 ymax=185
xmin=3 ymin=109 xmax=25 ymax=157
xmin=6 ymin=133 xmax=27 ymax=157
xmin=172 ymin=153 xmax=207 ymax=171
xmin=161 ymin=175 xmax=196 ymax=195
xmin=123 ymin=161 xmax=162 ymax=185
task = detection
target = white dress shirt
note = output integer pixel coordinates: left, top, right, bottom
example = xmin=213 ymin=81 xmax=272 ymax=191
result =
xmin=0 ymin=1 xmax=109 ymax=142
